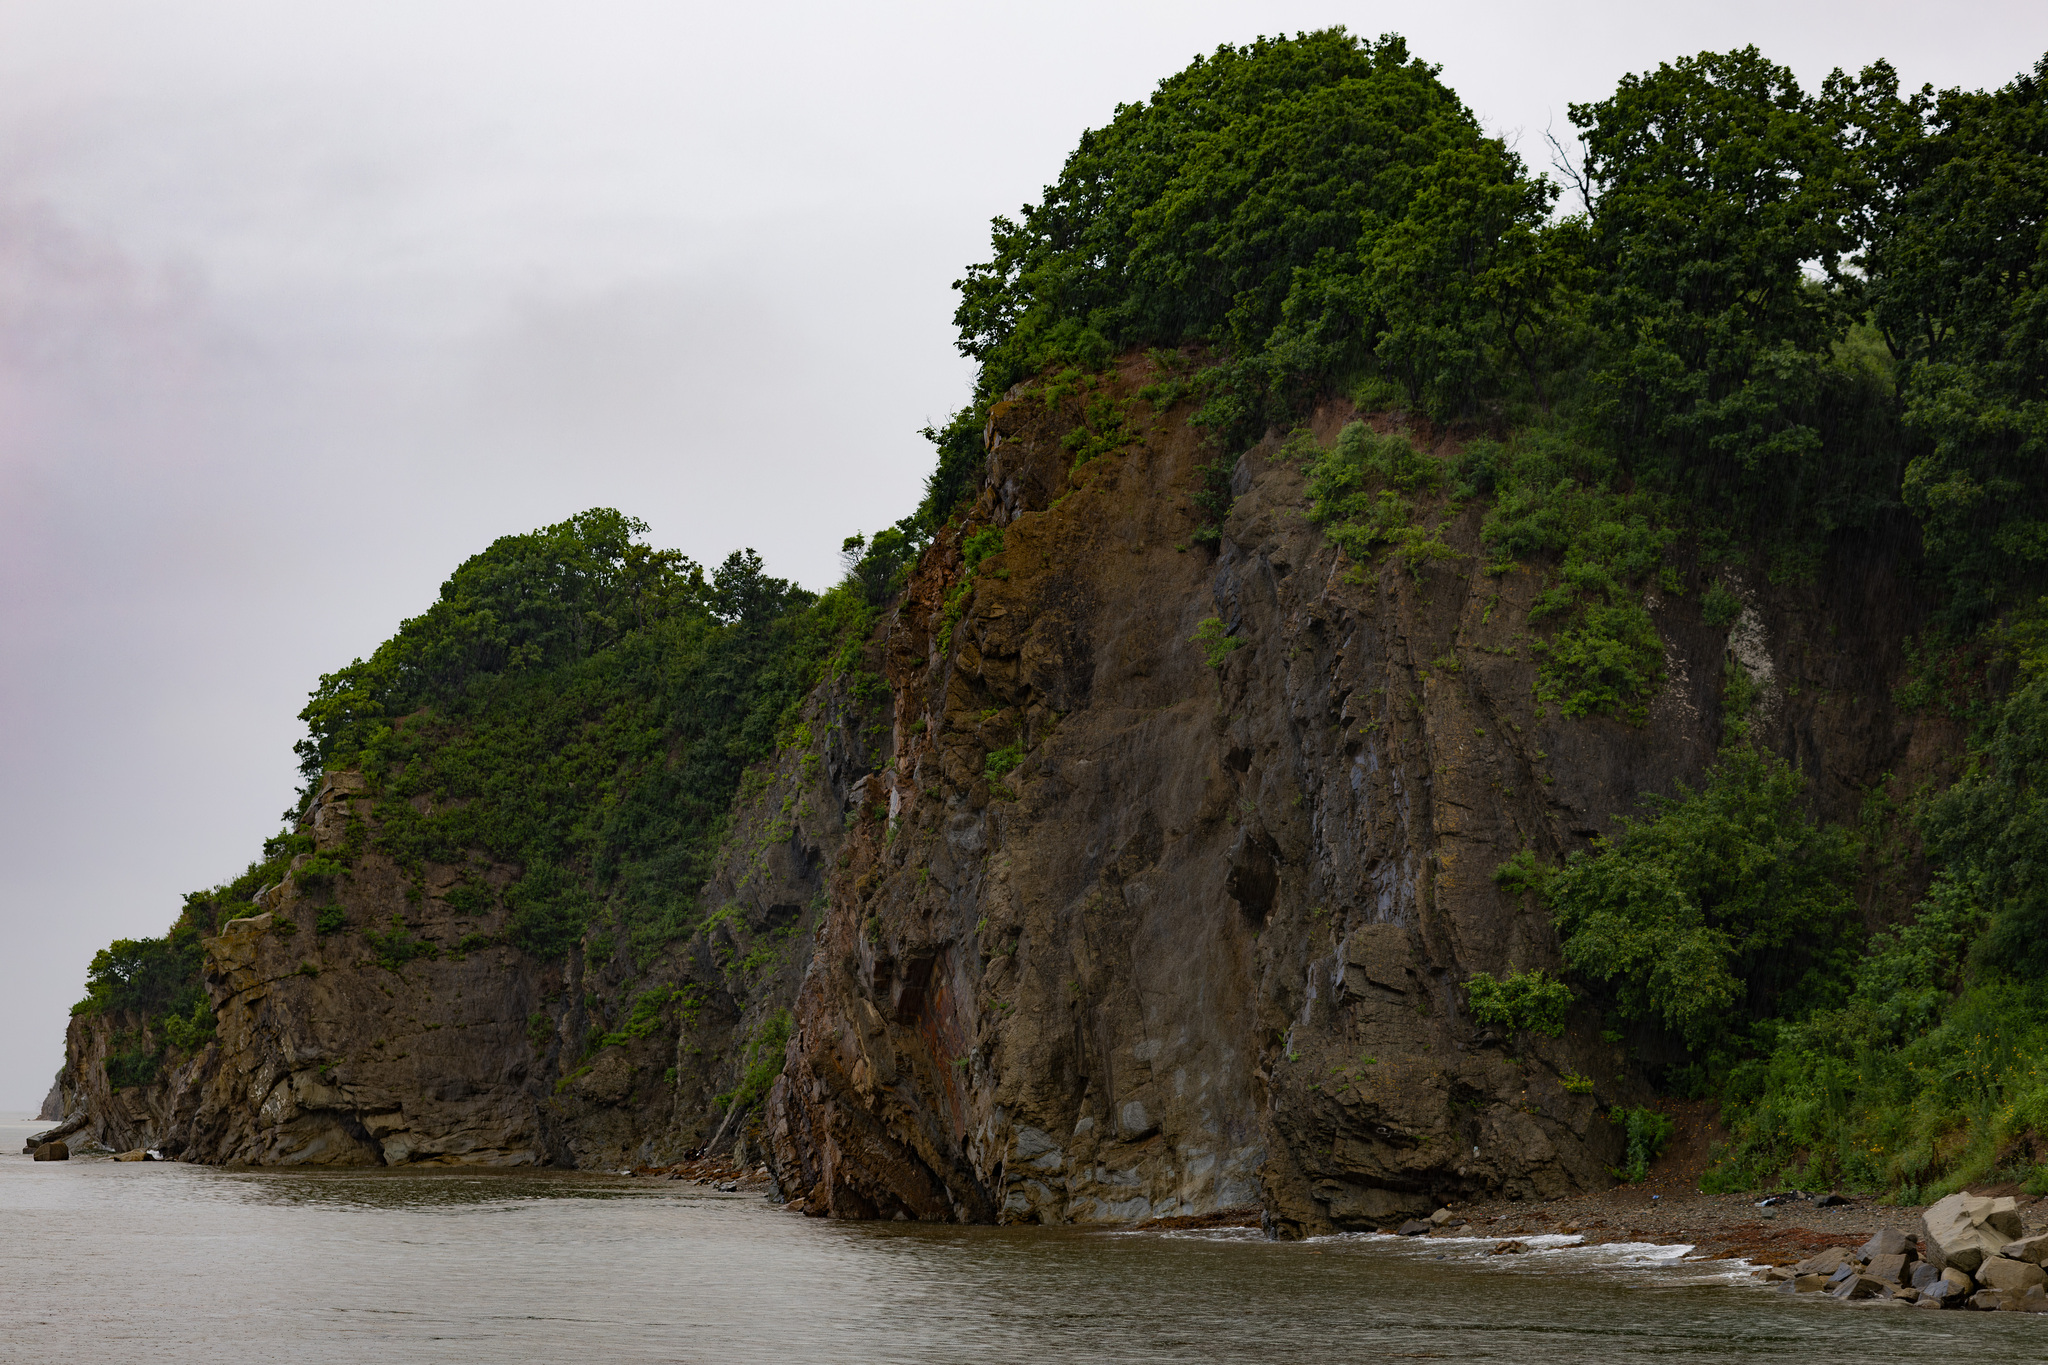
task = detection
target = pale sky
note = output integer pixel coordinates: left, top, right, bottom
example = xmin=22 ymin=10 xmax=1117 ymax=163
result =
xmin=3 ymin=0 xmax=2042 ymax=1109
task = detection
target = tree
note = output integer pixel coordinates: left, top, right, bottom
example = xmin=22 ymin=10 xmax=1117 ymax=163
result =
xmin=1570 ymin=48 xmax=1865 ymax=492
xmin=1862 ymin=57 xmax=2048 ymax=619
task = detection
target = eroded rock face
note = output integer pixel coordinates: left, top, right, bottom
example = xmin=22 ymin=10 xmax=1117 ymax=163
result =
xmin=764 ymin=358 xmax=1950 ymax=1233
xmin=57 ymin=687 xmax=877 ymax=1169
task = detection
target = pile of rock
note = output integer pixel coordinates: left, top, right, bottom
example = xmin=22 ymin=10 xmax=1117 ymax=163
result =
xmin=1755 ymin=1193 xmax=2048 ymax=1311
xmin=1392 ymin=1207 xmax=1468 ymax=1236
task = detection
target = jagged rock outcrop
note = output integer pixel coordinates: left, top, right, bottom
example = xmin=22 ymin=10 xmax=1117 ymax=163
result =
xmin=763 ymin=354 xmax=1952 ymax=1234
xmin=54 ymin=678 xmax=881 ymax=1168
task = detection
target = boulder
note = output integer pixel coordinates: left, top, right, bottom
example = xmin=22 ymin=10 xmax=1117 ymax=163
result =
xmin=1829 ymin=1274 xmax=1886 ymax=1301
xmin=31 ymin=1141 xmax=68 ymax=1161
xmin=1858 ymin=1227 xmax=1916 ymax=1260
xmin=1909 ymin=1261 xmax=1945 ymax=1291
xmin=1975 ymin=1257 xmax=2048 ymax=1294
xmin=1918 ymin=1275 xmax=1964 ymax=1308
xmin=1397 ymin=1220 xmax=1432 ymax=1236
xmin=1791 ymin=1275 xmax=1829 ymax=1293
xmin=113 ymin=1149 xmax=149 ymax=1162
xmin=2002 ymin=1233 xmax=2048 ymax=1265
xmin=1826 ymin=1263 xmax=1860 ymax=1287
xmin=2002 ymin=1285 xmax=2048 ymax=1314
xmin=1921 ymin=1191 xmax=2024 ymax=1275
xmin=1428 ymin=1207 xmax=1455 ymax=1226
xmin=1794 ymin=1247 xmax=1859 ymax=1277
xmin=1492 ymin=1240 xmax=1528 ymax=1255
xmin=1892 ymin=1286 xmax=1921 ymax=1302
xmin=1866 ymin=1252 xmax=1912 ymax=1285
xmin=1969 ymin=1289 xmax=2005 ymax=1311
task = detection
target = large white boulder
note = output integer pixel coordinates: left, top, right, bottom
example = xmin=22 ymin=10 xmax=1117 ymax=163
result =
xmin=1920 ymin=1192 xmax=2024 ymax=1275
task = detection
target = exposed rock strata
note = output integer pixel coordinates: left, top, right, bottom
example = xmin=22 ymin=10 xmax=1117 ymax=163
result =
xmin=765 ymin=356 xmax=1951 ymax=1234
xmin=55 ymin=683 xmax=879 ymax=1169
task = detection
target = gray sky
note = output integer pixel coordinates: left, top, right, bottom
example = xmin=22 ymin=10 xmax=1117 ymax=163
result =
xmin=3 ymin=0 xmax=2041 ymax=1110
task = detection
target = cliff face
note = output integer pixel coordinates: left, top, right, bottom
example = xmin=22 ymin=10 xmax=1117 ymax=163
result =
xmin=55 ymin=679 xmax=881 ymax=1168
xmin=53 ymin=354 xmax=1950 ymax=1219
xmin=762 ymin=355 xmax=1953 ymax=1234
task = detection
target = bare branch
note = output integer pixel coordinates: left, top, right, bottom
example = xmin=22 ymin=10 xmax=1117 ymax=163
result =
xmin=1544 ymin=123 xmax=1594 ymax=216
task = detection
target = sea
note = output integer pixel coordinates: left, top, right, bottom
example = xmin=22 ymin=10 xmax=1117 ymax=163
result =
xmin=3 ymin=1115 xmax=2041 ymax=1363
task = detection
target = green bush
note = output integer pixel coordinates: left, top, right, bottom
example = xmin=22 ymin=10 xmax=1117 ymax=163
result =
xmin=160 ymin=997 xmax=217 ymax=1053
xmin=293 ymin=854 xmax=347 ymax=889
xmin=1190 ymin=617 xmax=1244 ymax=668
xmin=1543 ymin=742 xmax=1858 ymax=1055
xmin=1465 ymin=968 xmax=1574 ymax=1037
xmin=103 ymin=1028 xmax=162 ymax=1090
xmin=1701 ymin=583 xmax=1743 ymax=628
xmin=984 ymin=744 xmax=1025 ymax=782
xmin=1611 ymin=1106 xmax=1674 ymax=1182
xmin=715 ymin=1009 xmax=793 ymax=1115
xmin=364 ymin=916 xmax=436 ymax=972
xmin=595 ymin=987 xmax=676 ymax=1050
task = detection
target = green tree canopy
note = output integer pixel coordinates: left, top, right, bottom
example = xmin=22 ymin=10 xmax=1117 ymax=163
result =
xmin=950 ymin=28 xmax=1550 ymax=443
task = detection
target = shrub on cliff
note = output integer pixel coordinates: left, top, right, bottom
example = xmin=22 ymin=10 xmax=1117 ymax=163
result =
xmin=1713 ymin=638 xmax=2048 ymax=1195
xmin=1464 ymin=968 xmax=1573 ymax=1038
xmin=1536 ymin=742 xmax=1859 ymax=1058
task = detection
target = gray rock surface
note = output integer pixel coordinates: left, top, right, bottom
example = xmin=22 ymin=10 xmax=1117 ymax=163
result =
xmin=1795 ymin=1247 xmax=1858 ymax=1277
xmin=1858 ymin=1227 xmax=1914 ymax=1260
xmin=2002 ymin=1285 xmax=2048 ymax=1313
xmin=1975 ymin=1256 xmax=2048 ymax=1294
xmin=1829 ymin=1274 xmax=1885 ymax=1301
xmin=1921 ymin=1192 xmax=2024 ymax=1274
xmin=2002 ymin=1233 xmax=2048 ymax=1265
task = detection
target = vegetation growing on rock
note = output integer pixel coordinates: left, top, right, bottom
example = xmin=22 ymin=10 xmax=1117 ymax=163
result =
xmin=55 ymin=33 xmax=2048 ymax=1211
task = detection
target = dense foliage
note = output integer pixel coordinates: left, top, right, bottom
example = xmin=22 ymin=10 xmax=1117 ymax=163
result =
xmin=72 ymin=510 xmax=884 ymax=1072
xmin=296 ymin=509 xmax=874 ymax=961
xmin=1534 ymin=743 xmax=1859 ymax=1052
xmin=951 ymin=30 xmax=1551 ymax=451
xmin=949 ymin=32 xmax=2040 ymax=605
xmin=1710 ymin=638 xmax=2048 ymax=1196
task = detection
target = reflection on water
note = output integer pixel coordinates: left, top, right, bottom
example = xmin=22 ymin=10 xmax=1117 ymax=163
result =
xmin=0 ymin=1118 xmax=2033 ymax=1363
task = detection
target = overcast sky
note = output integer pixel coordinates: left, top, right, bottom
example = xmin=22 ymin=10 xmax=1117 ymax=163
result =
xmin=2 ymin=0 xmax=2041 ymax=1110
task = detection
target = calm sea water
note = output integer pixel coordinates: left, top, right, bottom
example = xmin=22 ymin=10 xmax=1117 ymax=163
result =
xmin=3 ymin=1116 xmax=2042 ymax=1363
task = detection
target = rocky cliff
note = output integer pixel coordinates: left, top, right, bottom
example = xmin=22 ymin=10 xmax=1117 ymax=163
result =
xmin=48 ymin=353 xmax=1949 ymax=1227
xmin=49 ymin=671 xmax=884 ymax=1169
xmin=762 ymin=353 xmax=1952 ymax=1234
